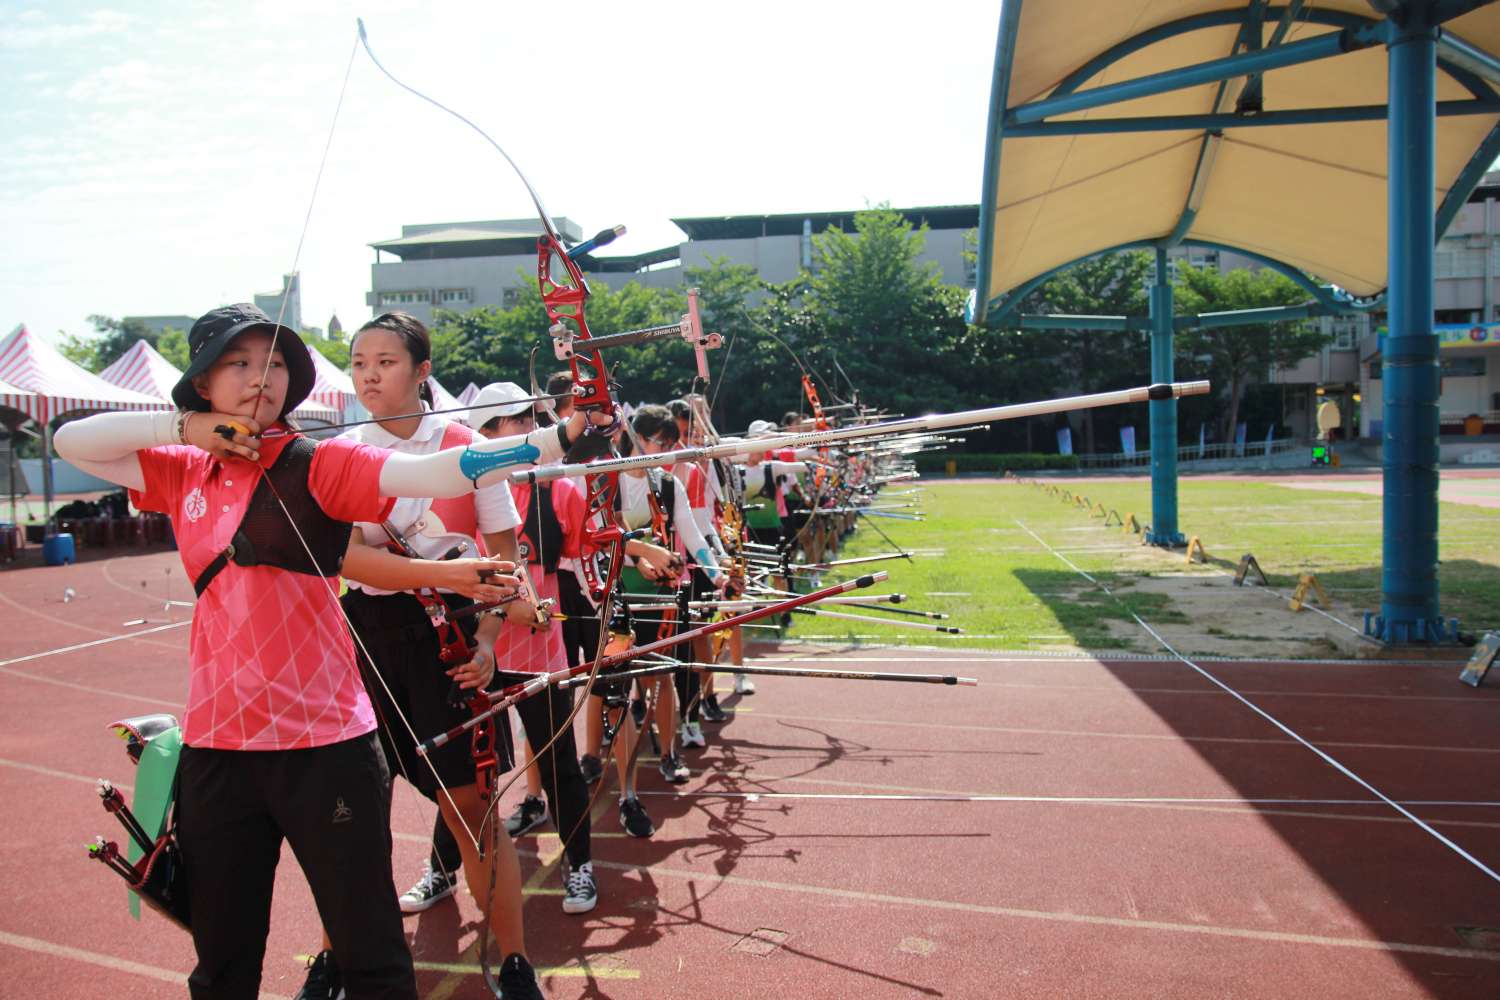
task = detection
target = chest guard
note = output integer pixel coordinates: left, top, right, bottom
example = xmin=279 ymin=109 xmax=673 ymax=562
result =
xmin=519 ymin=482 xmax=565 ymax=574
xmin=193 ymin=437 xmax=353 ymax=597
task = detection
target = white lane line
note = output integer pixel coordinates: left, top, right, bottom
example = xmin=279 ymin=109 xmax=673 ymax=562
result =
xmin=1016 ymin=518 xmax=1500 ymax=887
xmin=0 ymin=620 xmax=189 ymax=668
xmin=0 ymin=929 xmax=290 ymax=1000
xmin=0 ymin=756 xmax=132 ymax=792
xmin=636 ymin=789 xmax=1500 ymax=807
xmin=538 ymin=853 xmax=1500 ymax=964
xmin=0 ymin=662 xmax=181 ymax=706
xmin=726 ymin=707 xmax=1500 ymax=755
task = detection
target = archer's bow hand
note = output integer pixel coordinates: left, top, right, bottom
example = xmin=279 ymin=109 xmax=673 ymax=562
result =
xmin=447 ymin=637 xmax=495 ymax=692
xmin=194 ymin=413 xmax=263 ymax=464
xmin=433 ymin=558 xmax=521 ymax=602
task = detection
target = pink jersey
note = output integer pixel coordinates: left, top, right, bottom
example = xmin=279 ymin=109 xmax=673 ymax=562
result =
xmin=133 ymin=434 xmax=394 ymax=751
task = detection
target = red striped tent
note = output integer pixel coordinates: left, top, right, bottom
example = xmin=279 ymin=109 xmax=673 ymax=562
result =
xmin=426 ymin=376 xmax=461 ymax=414
xmin=0 ymin=374 xmax=35 ymax=416
xmin=0 ymin=325 xmax=170 ymax=424
xmin=307 ymin=347 xmax=356 ymax=414
xmin=99 ymin=339 xmax=338 ymax=424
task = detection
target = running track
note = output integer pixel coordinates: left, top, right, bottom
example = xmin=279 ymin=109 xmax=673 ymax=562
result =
xmin=2 ymin=550 xmax=1498 ymax=998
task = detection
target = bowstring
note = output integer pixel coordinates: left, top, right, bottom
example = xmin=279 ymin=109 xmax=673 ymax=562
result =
xmin=241 ymin=28 xmax=486 ymax=855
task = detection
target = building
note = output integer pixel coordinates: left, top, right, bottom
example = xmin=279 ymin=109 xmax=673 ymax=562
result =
xmin=254 ymin=273 xmax=302 ymax=333
xmin=1355 ymin=170 xmax=1500 ymax=442
xmin=365 ymin=206 xmax=980 ymax=327
xmin=122 ymin=315 xmax=197 ymax=336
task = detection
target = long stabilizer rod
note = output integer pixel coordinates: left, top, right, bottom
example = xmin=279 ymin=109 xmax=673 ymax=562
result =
xmin=515 ymin=381 xmax=1209 ymax=484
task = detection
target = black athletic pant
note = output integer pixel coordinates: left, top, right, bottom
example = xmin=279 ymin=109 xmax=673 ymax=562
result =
xmin=177 ymin=733 xmax=416 ymax=1000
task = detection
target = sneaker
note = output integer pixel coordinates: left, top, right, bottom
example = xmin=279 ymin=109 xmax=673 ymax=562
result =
xmin=505 ymin=795 xmax=548 ymax=837
xmin=630 ymin=696 xmax=646 ymax=728
xmin=398 ymin=862 xmax=457 ymax=914
xmin=657 ymin=751 xmax=690 ymax=784
xmin=579 ymin=753 xmax=603 ymax=784
xmin=701 ymin=695 xmax=728 ymax=723
xmin=494 ymin=952 xmax=544 ymax=1000
xmin=678 ymin=720 xmax=706 ymax=749
xmin=292 ymin=950 xmax=345 ymax=1000
xmin=734 ymin=674 xmax=756 ymax=695
xmin=620 ymin=796 xmax=655 ymax=838
xmin=562 ymin=861 xmax=598 ymax=915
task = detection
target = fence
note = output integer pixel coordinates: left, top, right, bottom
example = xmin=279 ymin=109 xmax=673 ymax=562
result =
xmin=1075 ymin=437 xmax=1309 ymax=470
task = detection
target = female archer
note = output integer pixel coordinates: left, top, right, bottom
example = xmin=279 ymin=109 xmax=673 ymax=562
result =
xmin=55 ymin=304 xmax=611 ymax=1000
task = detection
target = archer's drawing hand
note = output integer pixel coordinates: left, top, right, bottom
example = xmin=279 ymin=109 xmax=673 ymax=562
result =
xmin=436 ymin=558 xmax=520 ymax=602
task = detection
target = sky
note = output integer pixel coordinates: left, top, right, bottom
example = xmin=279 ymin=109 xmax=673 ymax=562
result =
xmin=1 ymin=1 xmax=1005 ymax=346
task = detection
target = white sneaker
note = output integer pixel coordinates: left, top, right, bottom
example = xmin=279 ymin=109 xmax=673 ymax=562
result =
xmin=679 ymin=721 xmax=706 ymax=749
xmin=399 ymin=862 xmax=457 ymax=913
xmin=734 ymin=674 xmax=756 ymax=695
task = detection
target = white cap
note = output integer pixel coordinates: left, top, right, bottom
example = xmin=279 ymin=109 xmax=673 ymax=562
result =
xmin=747 ymin=419 xmax=778 ymax=437
xmin=464 ymin=382 xmax=532 ymax=427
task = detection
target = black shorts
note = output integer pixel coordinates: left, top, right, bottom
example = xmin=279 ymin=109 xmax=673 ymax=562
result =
xmin=341 ymin=589 xmax=514 ymax=802
xmin=748 ymin=523 xmax=783 ymax=548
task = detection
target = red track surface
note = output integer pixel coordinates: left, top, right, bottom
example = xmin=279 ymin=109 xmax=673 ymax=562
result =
xmin=3 ymin=550 xmax=1500 ymax=998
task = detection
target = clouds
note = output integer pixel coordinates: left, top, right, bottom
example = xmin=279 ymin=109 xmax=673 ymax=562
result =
xmin=1 ymin=8 xmax=132 ymax=51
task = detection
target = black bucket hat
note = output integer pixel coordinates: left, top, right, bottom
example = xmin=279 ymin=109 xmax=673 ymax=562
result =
xmin=171 ymin=304 xmax=315 ymax=419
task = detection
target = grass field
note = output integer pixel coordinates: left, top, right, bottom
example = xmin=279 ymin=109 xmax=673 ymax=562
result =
xmin=782 ymin=475 xmax=1500 ymax=653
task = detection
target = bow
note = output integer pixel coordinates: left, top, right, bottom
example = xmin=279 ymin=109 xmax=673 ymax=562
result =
xmin=378 ymin=523 xmax=500 ymax=804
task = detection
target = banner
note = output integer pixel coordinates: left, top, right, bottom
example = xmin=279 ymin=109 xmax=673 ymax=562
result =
xmin=1119 ymin=426 xmax=1136 ymax=456
xmin=1056 ymin=426 xmax=1073 ymax=456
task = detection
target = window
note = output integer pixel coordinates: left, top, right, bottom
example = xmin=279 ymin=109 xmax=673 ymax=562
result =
xmin=1442 ymin=355 xmax=1487 ymax=378
xmin=379 ymin=290 xmax=431 ymax=306
xmin=502 ymin=288 xmax=521 ymax=308
xmin=438 ymin=288 xmax=471 ymax=305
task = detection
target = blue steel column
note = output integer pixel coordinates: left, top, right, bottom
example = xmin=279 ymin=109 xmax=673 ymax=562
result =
xmin=1373 ymin=5 xmax=1449 ymax=643
xmin=1147 ymin=246 xmax=1184 ymax=546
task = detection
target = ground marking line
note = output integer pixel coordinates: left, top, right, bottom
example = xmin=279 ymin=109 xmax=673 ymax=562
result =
xmin=1016 ymin=519 xmax=1500 ymax=887
xmin=0 ymin=929 xmax=291 ymax=1000
xmin=635 ymin=789 xmax=1500 ymax=807
xmin=756 ymin=651 xmax=1461 ymax=668
xmin=723 ymin=707 xmax=1500 ymax=755
xmin=0 ymin=662 xmax=182 ymax=706
xmin=294 ymin=953 xmax=639 ymax=981
xmin=0 ymin=588 xmax=188 ymax=654
xmin=521 ymin=852 xmax=1500 ymax=963
xmin=0 ymin=619 xmax=190 ymax=668
xmin=0 ymin=755 xmax=133 ymax=792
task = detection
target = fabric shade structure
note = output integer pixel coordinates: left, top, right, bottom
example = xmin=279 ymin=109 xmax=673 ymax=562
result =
xmin=457 ymin=382 xmax=480 ymax=406
xmin=98 ymin=340 xmax=339 ymax=424
xmin=974 ymin=1 xmax=1500 ymax=324
xmin=307 ymin=347 xmax=356 ymax=414
xmin=0 ymin=374 xmax=35 ymax=414
xmin=0 ymin=325 xmax=170 ymax=423
xmin=426 ymin=376 xmax=461 ymax=414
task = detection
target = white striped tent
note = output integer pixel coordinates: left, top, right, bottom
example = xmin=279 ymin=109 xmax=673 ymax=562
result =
xmin=426 ymin=376 xmax=462 ymax=414
xmin=0 ymin=325 xmax=170 ymax=424
xmin=307 ymin=347 xmax=356 ymax=414
xmin=457 ymin=382 xmax=480 ymax=406
xmin=98 ymin=340 xmax=339 ymax=424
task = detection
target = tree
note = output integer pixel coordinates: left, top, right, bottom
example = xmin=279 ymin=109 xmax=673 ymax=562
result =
xmin=1019 ymin=251 xmax=1153 ymax=452
xmin=1173 ymin=264 xmax=1333 ymax=442
xmin=57 ymin=315 xmax=156 ymax=371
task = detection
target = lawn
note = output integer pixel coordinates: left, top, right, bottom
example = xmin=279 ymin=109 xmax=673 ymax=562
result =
xmin=780 ymin=475 xmax=1500 ymax=652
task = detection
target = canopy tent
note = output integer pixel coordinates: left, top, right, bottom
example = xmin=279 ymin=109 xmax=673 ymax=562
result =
xmin=426 ymin=376 xmax=462 ymax=414
xmin=457 ymin=382 xmax=480 ymax=406
xmin=0 ymin=325 xmax=171 ymax=425
xmin=98 ymin=340 xmax=339 ymax=424
xmin=0 ymin=374 xmax=35 ymax=416
xmin=974 ymin=0 xmax=1500 ymax=644
xmin=0 ymin=377 xmax=36 ymax=526
xmin=974 ymin=0 xmax=1500 ymax=325
xmin=0 ymin=324 xmax=172 ymax=525
xmin=307 ymin=347 xmax=357 ymax=414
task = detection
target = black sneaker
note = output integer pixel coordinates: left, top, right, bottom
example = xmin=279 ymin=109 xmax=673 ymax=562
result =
xmin=620 ymin=796 xmax=655 ymax=838
xmin=399 ymin=862 xmax=457 ymax=913
xmin=579 ymin=753 xmax=603 ymax=784
xmin=494 ymin=952 xmax=544 ymax=1000
xmin=701 ymin=694 xmax=728 ymax=723
xmin=630 ymin=696 xmax=646 ymax=728
xmin=657 ymin=752 xmax=689 ymax=784
xmin=293 ymin=950 xmax=345 ymax=1000
xmin=505 ymin=795 xmax=548 ymax=837
xmin=562 ymin=861 xmax=598 ymax=915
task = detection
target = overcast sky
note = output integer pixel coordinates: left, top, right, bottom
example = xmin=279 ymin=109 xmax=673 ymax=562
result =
xmin=2 ymin=1 xmax=1004 ymax=346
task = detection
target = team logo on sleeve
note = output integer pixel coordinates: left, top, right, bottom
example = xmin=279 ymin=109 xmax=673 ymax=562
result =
xmin=183 ymin=488 xmax=207 ymax=523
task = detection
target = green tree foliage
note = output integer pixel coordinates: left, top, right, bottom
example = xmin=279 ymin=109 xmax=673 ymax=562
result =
xmin=310 ymin=338 xmax=349 ymax=369
xmin=1019 ymin=251 xmax=1154 ymax=453
xmin=57 ymin=315 xmax=156 ymax=371
xmin=1173 ymin=263 xmax=1332 ymax=441
xmin=157 ymin=329 xmax=191 ymax=370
